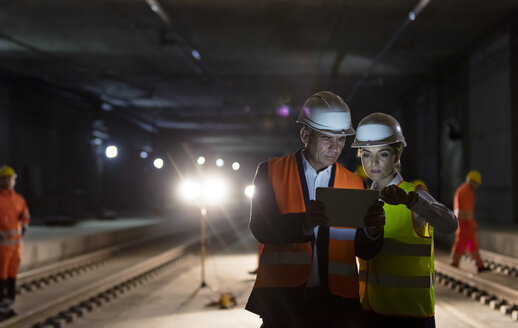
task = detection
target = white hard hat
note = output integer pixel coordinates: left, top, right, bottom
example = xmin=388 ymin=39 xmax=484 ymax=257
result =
xmin=296 ymin=91 xmax=355 ymax=136
xmin=351 ymin=112 xmax=407 ymax=148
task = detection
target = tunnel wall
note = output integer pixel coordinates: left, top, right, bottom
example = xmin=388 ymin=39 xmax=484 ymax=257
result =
xmin=0 ymin=77 xmax=168 ymax=219
xmin=406 ymin=31 xmax=514 ymax=226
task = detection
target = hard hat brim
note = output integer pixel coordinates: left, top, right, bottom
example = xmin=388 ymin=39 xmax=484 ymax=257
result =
xmin=297 ymin=120 xmax=355 ymax=136
xmin=351 ymin=139 xmax=407 ymax=148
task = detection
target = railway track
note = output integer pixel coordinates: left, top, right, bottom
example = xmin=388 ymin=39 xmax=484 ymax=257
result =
xmin=2 ymin=219 xmax=246 ymax=328
xmin=435 ymin=249 xmax=518 ymax=322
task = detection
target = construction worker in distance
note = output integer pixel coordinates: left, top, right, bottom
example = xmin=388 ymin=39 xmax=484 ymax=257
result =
xmin=245 ymin=91 xmax=386 ymax=328
xmin=351 ymin=113 xmax=458 ymax=327
xmin=0 ymin=166 xmax=30 ymax=321
xmin=450 ymin=170 xmax=490 ymax=273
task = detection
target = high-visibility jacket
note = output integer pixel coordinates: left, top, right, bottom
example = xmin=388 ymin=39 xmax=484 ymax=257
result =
xmin=253 ymin=153 xmax=364 ymax=298
xmin=0 ymin=189 xmax=30 ymax=247
xmin=359 ymin=181 xmax=435 ymax=317
xmin=454 ymin=182 xmax=475 ymax=221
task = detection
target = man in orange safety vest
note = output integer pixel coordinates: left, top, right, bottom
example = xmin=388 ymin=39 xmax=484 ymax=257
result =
xmin=0 ymin=166 xmax=30 ymax=321
xmin=450 ymin=170 xmax=489 ymax=273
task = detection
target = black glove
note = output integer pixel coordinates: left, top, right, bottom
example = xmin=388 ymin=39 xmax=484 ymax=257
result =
xmin=304 ymin=200 xmax=329 ymax=231
xmin=364 ymin=201 xmax=385 ymax=237
xmin=380 ymin=185 xmax=418 ymax=207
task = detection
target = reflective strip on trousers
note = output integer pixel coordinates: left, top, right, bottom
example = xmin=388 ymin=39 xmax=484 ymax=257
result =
xmin=329 ymin=261 xmax=358 ymax=277
xmin=0 ymin=239 xmax=21 ymax=246
xmin=0 ymin=230 xmax=21 ymax=239
xmin=260 ymin=252 xmax=312 ymax=266
xmin=454 ymin=209 xmax=474 ymax=220
xmin=362 ymin=272 xmax=434 ymax=289
xmin=380 ymin=241 xmax=431 ymax=257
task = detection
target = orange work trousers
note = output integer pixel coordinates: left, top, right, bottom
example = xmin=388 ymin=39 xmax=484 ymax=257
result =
xmin=451 ymin=220 xmax=479 ymax=255
xmin=0 ymin=246 xmax=21 ymax=279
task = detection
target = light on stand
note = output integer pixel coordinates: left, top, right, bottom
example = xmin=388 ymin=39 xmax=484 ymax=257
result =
xmin=177 ymin=176 xmax=228 ymax=293
xmin=244 ymin=185 xmax=255 ymax=199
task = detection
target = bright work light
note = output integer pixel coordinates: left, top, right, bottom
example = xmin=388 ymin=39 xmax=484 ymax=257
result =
xmin=154 ymin=158 xmax=164 ymax=169
xmin=105 ymin=145 xmax=118 ymax=159
xmin=178 ymin=176 xmax=228 ymax=205
xmin=244 ymin=185 xmax=255 ymax=199
xmin=179 ymin=180 xmax=202 ymax=203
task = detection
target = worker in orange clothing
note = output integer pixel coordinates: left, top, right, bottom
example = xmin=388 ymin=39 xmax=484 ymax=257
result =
xmin=0 ymin=166 xmax=30 ymax=321
xmin=450 ymin=170 xmax=489 ymax=273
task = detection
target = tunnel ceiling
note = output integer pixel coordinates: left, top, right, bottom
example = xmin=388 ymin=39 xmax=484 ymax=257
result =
xmin=1 ymin=0 xmax=517 ymax=156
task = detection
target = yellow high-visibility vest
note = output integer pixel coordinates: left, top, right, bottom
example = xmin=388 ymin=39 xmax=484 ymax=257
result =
xmin=359 ymin=181 xmax=435 ymax=317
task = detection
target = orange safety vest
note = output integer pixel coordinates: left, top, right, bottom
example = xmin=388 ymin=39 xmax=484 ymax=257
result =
xmin=454 ymin=183 xmax=475 ymax=221
xmin=253 ymin=152 xmax=364 ymax=298
xmin=0 ymin=189 xmax=30 ymax=247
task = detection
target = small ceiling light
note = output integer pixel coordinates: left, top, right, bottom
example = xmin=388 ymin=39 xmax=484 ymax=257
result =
xmin=216 ymin=158 xmax=224 ymax=167
xmin=140 ymin=151 xmax=148 ymax=159
xmin=276 ymin=105 xmax=290 ymax=117
xmin=232 ymin=162 xmax=240 ymax=171
xmin=191 ymin=49 xmax=201 ymax=60
xmin=101 ymin=102 xmax=113 ymax=111
xmin=105 ymin=145 xmax=118 ymax=159
xmin=197 ymin=156 xmax=206 ymax=165
xmin=408 ymin=12 xmax=416 ymax=21
xmin=150 ymin=4 xmax=159 ymax=12
xmin=93 ymin=138 xmax=102 ymax=146
xmin=154 ymin=158 xmax=164 ymax=169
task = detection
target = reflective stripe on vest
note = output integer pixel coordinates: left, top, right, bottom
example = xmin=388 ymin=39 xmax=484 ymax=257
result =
xmin=361 ymin=271 xmax=434 ymax=289
xmin=379 ymin=240 xmax=432 ymax=257
xmin=0 ymin=229 xmax=21 ymax=239
xmin=329 ymin=262 xmax=357 ymax=276
xmin=260 ymin=251 xmax=312 ymax=266
xmin=0 ymin=239 xmax=21 ymax=246
xmin=253 ymin=151 xmax=364 ymax=297
xmin=360 ymin=181 xmax=435 ymax=317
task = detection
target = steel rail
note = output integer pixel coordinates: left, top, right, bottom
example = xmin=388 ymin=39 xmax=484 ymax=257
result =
xmin=3 ymin=235 xmax=200 ymax=328
xmin=17 ymin=235 xmax=163 ymax=287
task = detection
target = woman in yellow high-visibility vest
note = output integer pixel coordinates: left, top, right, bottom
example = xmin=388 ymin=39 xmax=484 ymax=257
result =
xmin=351 ymin=113 xmax=458 ymax=327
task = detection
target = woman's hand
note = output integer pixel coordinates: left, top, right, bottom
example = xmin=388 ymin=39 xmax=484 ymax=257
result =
xmin=380 ymin=185 xmax=414 ymax=206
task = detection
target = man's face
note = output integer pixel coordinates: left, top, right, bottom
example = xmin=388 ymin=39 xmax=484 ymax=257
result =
xmin=468 ymin=180 xmax=480 ymax=189
xmin=301 ymin=128 xmax=346 ymax=171
xmin=0 ymin=175 xmax=16 ymax=190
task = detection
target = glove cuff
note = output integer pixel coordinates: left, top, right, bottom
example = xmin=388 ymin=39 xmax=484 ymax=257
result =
xmin=405 ymin=191 xmax=419 ymax=208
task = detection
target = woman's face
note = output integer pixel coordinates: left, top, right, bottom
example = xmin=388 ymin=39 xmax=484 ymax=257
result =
xmin=360 ymin=146 xmax=397 ymax=184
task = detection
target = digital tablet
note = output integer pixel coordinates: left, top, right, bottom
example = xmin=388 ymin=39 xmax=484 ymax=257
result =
xmin=315 ymin=187 xmax=380 ymax=227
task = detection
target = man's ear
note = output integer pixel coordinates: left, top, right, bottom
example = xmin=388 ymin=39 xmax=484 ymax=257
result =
xmin=300 ymin=127 xmax=310 ymax=145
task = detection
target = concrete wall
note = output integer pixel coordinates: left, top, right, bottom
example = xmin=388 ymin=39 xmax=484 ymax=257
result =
xmin=468 ymin=33 xmax=512 ymax=224
xmin=0 ymin=76 xmax=166 ymax=219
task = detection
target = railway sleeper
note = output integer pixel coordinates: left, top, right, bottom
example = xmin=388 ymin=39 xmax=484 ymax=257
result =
xmin=480 ymin=294 xmax=498 ymax=305
xmin=500 ymin=303 xmax=518 ymax=315
xmin=489 ymin=298 xmax=507 ymax=310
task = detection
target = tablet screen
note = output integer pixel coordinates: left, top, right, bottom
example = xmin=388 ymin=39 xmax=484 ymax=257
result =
xmin=316 ymin=187 xmax=379 ymax=227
